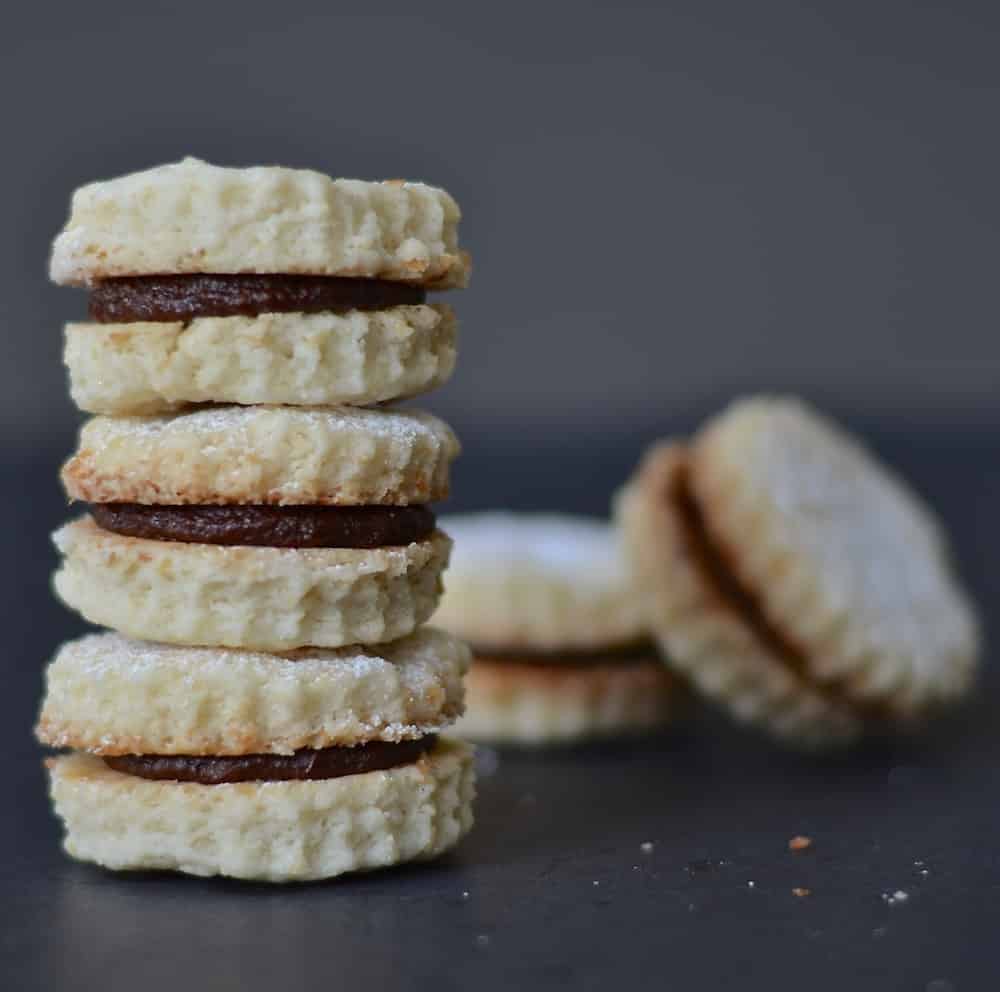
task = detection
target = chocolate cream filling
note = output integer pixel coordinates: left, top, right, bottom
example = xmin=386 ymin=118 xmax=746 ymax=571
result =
xmin=89 ymin=274 xmax=427 ymax=323
xmin=90 ymin=503 xmax=435 ymax=548
xmin=670 ymin=462 xmax=887 ymax=720
xmin=104 ymin=737 xmax=437 ymax=785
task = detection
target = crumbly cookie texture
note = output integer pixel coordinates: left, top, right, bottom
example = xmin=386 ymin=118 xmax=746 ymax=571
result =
xmin=61 ymin=404 xmax=459 ymax=506
xmin=36 ymin=628 xmax=469 ymax=755
xmin=690 ymin=397 xmax=979 ymax=716
xmin=48 ymin=738 xmax=475 ymax=882
xmin=432 ymin=513 xmax=646 ymax=651
xmin=616 ymin=443 xmax=863 ymax=749
xmin=65 ymin=305 xmax=457 ymax=415
xmin=454 ymin=656 xmax=675 ymax=745
xmin=53 ymin=518 xmax=450 ymax=651
xmin=50 ymin=158 xmax=469 ymax=289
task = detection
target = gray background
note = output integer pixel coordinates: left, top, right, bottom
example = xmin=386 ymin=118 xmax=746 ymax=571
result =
xmin=4 ymin=0 xmax=998 ymax=460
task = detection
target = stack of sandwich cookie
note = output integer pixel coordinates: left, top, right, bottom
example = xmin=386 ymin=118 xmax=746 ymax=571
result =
xmin=433 ymin=513 xmax=677 ymax=745
xmin=615 ymin=396 xmax=980 ymax=750
xmin=38 ymin=158 xmax=476 ymax=881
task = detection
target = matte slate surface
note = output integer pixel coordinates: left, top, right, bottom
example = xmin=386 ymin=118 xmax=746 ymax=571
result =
xmin=3 ymin=429 xmax=997 ymax=991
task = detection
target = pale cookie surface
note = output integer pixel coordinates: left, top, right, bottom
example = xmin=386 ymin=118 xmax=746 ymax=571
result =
xmin=454 ymin=657 xmax=675 ymax=745
xmin=66 ymin=304 xmax=457 ymax=414
xmin=616 ymin=443 xmax=863 ymax=749
xmin=433 ymin=513 xmax=646 ymax=651
xmin=691 ymin=397 xmax=979 ymax=716
xmin=50 ymin=158 xmax=469 ymax=289
xmin=48 ymin=738 xmax=475 ymax=883
xmin=62 ymin=404 xmax=459 ymax=505
xmin=37 ymin=628 xmax=469 ymax=755
xmin=54 ymin=518 xmax=450 ymax=650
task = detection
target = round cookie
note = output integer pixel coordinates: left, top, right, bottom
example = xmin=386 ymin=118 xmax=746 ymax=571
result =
xmin=616 ymin=443 xmax=862 ymax=749
xmin=61 ymin=404 xmax=459 ymax=506
xmin=47 ymin=738 xmax=474 ymax=883
xmin=65 ymin=304 xmax=457 ymax=415
xmin=433 ymin=513 xmax=646 ymax=651
xmin=53 ymin=517 xmax=450 ymax=651
xmin=50 ymin=158 xmax=469 ymax=289
xmin=616 ymin=397 xmax=980 ymax=749
xmin=36 ymin=628 xmax=470 ymax=755
xmin=454 ymin=657 xmax=675 ymax=745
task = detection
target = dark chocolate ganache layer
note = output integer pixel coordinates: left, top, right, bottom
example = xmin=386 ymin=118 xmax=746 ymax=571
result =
xmin=90 ymin=503 xmax=435 ymax=548
xmin=89 ymin=274 xmax=427 ymax=323
xmin=104 ymin=737 xmax=437 ymax=784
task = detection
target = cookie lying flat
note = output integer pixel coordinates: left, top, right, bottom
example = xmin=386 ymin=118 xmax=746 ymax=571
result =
xmin=48 ymin=738 xmax=474 ymax=882
xmin=65 ymin=305 xmax=457 ymax=415
xmin=433 ymin=513 xmax=646 ymax=652
xmin=61 ymin=404 xmax=459 ymax=506
xmin=54 ymin=518 xmax=450 ymax=650
xmin=37 ymin=628 xmax=469 ymax=755
xmin=454 ymin=656 xmax=675 ymax=745
xmin=50 ymin=158 xmax=469 ymax=289
xmin=616 ymin=397 xmax=980 ymax=749
xmin=433 ymin=512 xmax=675 ymax=744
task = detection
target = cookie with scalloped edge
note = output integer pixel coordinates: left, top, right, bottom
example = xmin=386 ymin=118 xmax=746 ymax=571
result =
xmin=65 ymin=304 xmax=457 ymax=415
xmin=36 ymin=628 xmax=469 ymax=755
xmin=54 ymin=517 xmax=450 ymax=651
xmin=433 ymin=513 xmax=646 ymax=652
xmin=61 ymin=404 xmax=458 ymax=506
xmin=454 ymin=655 xmax=675 ymax=745
xmin=616 ymin=399 xmax=980 ymax=749
xmin=50 ymin=158 xmax=469 ymax=289
xmin=47 ymin=738 xmax=474 ymax=882
xmin=690 ymin=397 xmax=979 ymax=716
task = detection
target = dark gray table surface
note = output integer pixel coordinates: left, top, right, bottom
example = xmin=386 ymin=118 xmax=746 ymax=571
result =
xmin=3 ymin=425 xmax=997 ymax=991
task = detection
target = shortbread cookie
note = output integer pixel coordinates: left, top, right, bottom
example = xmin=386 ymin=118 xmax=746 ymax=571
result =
xmin=61 ymin=404 xmax=459 ymax=506
xmin=691 ymin=398 xmax=979 ymax=714
xmin=433 ymin=513 xmax=645 ymax=651
xmin=617 ymin=398 xmax=980 ymax=748
xmin=37 ymin=628 xmax=469 ymax=755
xmin=66 ymin=305 xmax=457 ymax=414
xmin=455 ymin=657 xmax=675 ymax=745
xmin=50 ymin=158 xmax=469 ymax=289
xmin=47 ymin=738 xmax=474 ymax=882
xmin=53 ymin=517 xmax=450 ymax=650
xmin=616 ymin=443 xmax=862 ymax=749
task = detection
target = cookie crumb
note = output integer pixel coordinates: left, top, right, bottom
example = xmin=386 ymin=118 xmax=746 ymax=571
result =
xmin=640 ymin=841 xmax=655 ymax=854
xmin=792 ymin=887 xmax=811 ymax=897
xmin=883 ymin=889 xmax=909 ymax=906
xmin=747 ymin=881 xmax=756 ymax=889
xmin=788 ymin=835 xmax=812 ymax=852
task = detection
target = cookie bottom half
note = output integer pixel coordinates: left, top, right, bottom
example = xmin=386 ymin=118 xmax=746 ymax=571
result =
xmin=454 ymin=656 xmax=676 ymax=745
xmin=47 ymin=738 xmax=474 ymax=883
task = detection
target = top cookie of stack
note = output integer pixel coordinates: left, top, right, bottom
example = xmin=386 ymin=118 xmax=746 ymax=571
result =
xmin=50 ymin=158 xmax=466 ymax=651
xmin=53 ymin=156 xmax=466 ymax=414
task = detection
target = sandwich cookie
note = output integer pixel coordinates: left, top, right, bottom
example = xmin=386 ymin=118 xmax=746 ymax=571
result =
xmin=51 ymin=158 xmax=467 ymax=414
xmin=55 ymin=405 xmax=459 ymax=650
xmin=616 ymin=396 xmax=980 ymax=749
xmin=38 ymin=628 xmax=474 ymax=882
xmin=433 ymin=513 xmax=676 ymax=744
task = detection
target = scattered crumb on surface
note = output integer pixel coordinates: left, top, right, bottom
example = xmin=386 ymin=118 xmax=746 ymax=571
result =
xmin=792 ymin=887 xmax=811 ymax=898
xmin=640 ymin=841 xmax=654 ymax=854
xmin=788 ymin=835 xmax=812 ymax=852
xmin=461 ymin=891 xmax=470 ymax=900
xmin=747 ymin=881 xmax=755 ymax=889
xmin=592 ymin=880 xmax=600 ymax=887
xmin=883 ymin=890 xmax=909 ymax=906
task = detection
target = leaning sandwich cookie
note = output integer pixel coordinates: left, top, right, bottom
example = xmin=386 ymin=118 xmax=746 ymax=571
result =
xmin=432 ymin=513 xmax=677 ymax=744
xmin=615 ymin=396 xmax=980 ymax=750
xmin=42 ymin=158 xmax=476 ymax=881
